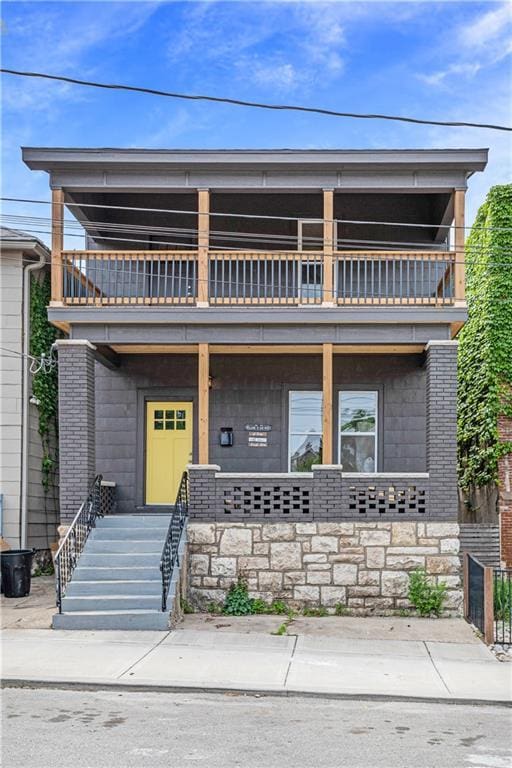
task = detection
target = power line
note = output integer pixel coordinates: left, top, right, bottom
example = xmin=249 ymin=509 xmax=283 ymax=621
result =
xmin=1 ymin=212 xmax=461 ymax=250
xmin=5 ymin=223 xmax=512 ymax=260
xmin=3 ymin=217 xmax=512 ymax=260
xmin=4 ymin=212 xmax=512 ymax=255
xmin=2 ymin=68 xmax=511 ymax=132
xmin=2 ymin=196 xmax=512 ymax=232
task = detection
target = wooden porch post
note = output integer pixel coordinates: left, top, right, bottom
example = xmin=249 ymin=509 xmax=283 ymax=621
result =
xmin=322 ymin=342 xmax=333 ymax=464
xmin=198 ymin=343 xmax=209 ymax=463
xmin=198 ymin=189 xmax=210 ymax=306
xmin=454 ymin=188 xmax=465 ymax=302
xmin=483 ymin=565 xmax=494 ymax=645
xmin=51 ymin=188 xmax=64 ymax=304
xmin=323 ymin=189 xmax=334 ymax=306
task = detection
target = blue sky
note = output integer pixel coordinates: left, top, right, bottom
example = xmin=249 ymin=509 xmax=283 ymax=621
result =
xmin=1 ymin=0 xmax=511 ymax=243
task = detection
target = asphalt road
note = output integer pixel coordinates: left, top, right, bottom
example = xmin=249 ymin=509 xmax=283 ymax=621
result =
xmin=2 ymin=687 xmax=511 ymax=768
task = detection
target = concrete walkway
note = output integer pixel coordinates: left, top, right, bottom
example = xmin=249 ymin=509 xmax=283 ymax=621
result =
xmin=2 ymin=621 xmax=511 ymax=704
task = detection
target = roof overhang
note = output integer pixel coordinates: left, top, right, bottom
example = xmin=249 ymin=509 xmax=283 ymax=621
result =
xmin=0 ymin=230 xmax=50 ymax=261
xmin=22 ymin=147 xmax=489 ymax=193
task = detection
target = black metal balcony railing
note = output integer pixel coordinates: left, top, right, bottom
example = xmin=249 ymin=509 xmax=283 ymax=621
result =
xmin=60 ymin=249 xmax=456 ymax=307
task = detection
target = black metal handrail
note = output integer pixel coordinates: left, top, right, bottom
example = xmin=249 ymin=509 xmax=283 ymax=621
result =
xmin=160 ymin=471 xmax=189 ymax=611
xmin=55 ymin=475 xmax=103 ymax=612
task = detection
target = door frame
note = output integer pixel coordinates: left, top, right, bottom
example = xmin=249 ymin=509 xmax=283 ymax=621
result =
xmin=136 ymin=387 xmax=197 ymax=509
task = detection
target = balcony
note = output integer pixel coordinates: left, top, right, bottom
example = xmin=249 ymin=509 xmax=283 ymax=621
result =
xmin=60 ymin=249 xmax=456 ymax=307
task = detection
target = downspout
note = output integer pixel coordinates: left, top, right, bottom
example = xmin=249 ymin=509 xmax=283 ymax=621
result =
xmin=21 ymin=251 xmax=47 ymax=549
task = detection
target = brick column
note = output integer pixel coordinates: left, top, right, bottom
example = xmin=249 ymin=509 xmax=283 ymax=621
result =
xmin=56 ymin=340 xmax=96 ymax=523
xmin=188 ymin=465 xmax=220 ymax=520
xmin=498 ymin=415 xmax=512 ymax=567
xmin=425 ymin=341 xmax=458 ymax=518
xmin=312 ymin=465 xmax=343 ymax=520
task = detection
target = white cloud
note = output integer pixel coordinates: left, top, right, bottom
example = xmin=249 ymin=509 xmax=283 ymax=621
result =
xmin=417 ymin=2 xmax=512 ymax=88
xmin=165 ymin=1 xmax=351 ymax=94
xmin=459 ymin=2 xmax=511 ymax=49
xmin=2 ymin=3 xmax=160 ymax=112
xmin=417 ymin=62 xmax=482 ymax=87
xmin=251 ymin=62 xmax=299 ymax=90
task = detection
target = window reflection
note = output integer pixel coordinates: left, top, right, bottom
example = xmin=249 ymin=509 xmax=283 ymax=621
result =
xmin=289 ymin=391 xmax=323 ymax=471
xmin=339 ymin=391 xmax=377 ymax=472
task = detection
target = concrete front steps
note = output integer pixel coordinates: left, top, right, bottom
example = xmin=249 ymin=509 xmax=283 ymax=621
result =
xmin=53 ymin=514 xmax=181 ymax=631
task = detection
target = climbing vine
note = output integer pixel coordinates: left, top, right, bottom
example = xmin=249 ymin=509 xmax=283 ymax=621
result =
xmin=457 ymin=184 xmax=512 ymax=490
xmin=30 ymin=273 xmax=61 ymax=492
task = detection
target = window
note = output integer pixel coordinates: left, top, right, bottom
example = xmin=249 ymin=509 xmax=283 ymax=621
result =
xmin=289 ymin=391 xmax=323 ymax=471
xmin=153 ymin=408 xmax=187 ymax=431
xmin=339 ymin=391 xmax=378 ymax=472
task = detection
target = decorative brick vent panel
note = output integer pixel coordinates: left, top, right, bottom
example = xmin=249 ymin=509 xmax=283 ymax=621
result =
xmin=189 ymin=466 xmax=433 ymax=521
xmin=345 ymin=481 xmax=427 ymax=517
xmin=186 ymin=520 xmax=462 ymax=616
xmin=221 ymin=481 xmax=312 ymax=518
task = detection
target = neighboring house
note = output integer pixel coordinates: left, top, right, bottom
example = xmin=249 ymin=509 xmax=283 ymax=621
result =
xmin=0 ymin=227 xmax=59 ymax=556
xmin=22 ymin=147 xmax=488 ymax=629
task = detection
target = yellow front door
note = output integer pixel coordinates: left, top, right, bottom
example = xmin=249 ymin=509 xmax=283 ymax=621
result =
xmin=145 ymin=401 xmax=193 ymax=504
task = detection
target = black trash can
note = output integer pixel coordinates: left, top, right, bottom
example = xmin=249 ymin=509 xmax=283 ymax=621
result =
xmin=1 ymin=549 xmax=35 ymax=598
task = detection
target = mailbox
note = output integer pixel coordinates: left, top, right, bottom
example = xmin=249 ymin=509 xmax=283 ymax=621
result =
xmin=219 ymin=427 xmax=234 ymax=447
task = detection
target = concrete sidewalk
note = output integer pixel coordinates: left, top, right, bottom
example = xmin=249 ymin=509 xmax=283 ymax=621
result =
xmin=1 ymin=624 xmax=511 ymax=704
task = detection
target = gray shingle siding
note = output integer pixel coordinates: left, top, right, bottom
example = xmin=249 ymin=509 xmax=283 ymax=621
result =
xmin=93 ymin=353 xmax=426 ymax=514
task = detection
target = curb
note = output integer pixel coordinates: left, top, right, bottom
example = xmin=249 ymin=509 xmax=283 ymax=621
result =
xmin=2 ymin=677 xmax=511 ymax=708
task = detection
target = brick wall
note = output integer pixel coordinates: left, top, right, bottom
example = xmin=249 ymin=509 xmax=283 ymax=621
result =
xmin=57 ymin=341 xmax=96 ymax=522
xmin=188 ymin=465 xmax=433 ymax=521
xmin=426 ymin=341 xmax=458 ymax=517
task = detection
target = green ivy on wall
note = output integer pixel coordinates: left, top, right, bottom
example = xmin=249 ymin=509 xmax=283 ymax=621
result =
xmin=458 ymin=184 xmax=512 ymax=490
xmin=30 ymin=273 xmax=60 ymax=492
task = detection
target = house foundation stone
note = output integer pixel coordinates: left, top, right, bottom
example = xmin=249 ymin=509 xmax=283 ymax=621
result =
xmin=187 ymin=520 xmax=462 ymax=615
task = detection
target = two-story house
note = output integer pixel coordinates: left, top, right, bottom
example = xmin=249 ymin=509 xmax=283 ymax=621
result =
xmin=23 ymin=147 xmax=488 ymax=629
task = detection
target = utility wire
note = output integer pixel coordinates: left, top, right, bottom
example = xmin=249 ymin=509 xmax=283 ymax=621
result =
xmin=1 ymin=68 xmax=511 ymax=132
xmin=2 ymin=218 xmax=512 ymax=260
xmin=1 ymin=212 xmax=460 ymax=250
xmin=3 ymin=196 xmax=511 ymax=232
xmin=3 ymin=210 xmax=512 ymax=254
xmin=6 ymin=223 xmax=512 ymax=259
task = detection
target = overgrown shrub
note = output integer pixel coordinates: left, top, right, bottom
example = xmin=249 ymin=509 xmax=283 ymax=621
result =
xmin=408 ymin=569 xmax=447 ymax=617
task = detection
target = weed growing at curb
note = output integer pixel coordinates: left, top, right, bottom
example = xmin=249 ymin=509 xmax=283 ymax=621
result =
xmin=181 ymin=598 xmax=194 ymax=614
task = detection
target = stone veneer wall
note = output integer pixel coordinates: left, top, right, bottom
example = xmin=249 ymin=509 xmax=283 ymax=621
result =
xmin=187 ymin=521 xmax=462 ymax=615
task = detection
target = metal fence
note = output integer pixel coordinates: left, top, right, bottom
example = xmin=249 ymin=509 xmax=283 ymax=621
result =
xmin=466 ymin=554 xmax=487 ymax=638
xmin=494 ymin=568 xmax=512 ymax=646
xmin=464 ymin=553 xmax=512 ymax=646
